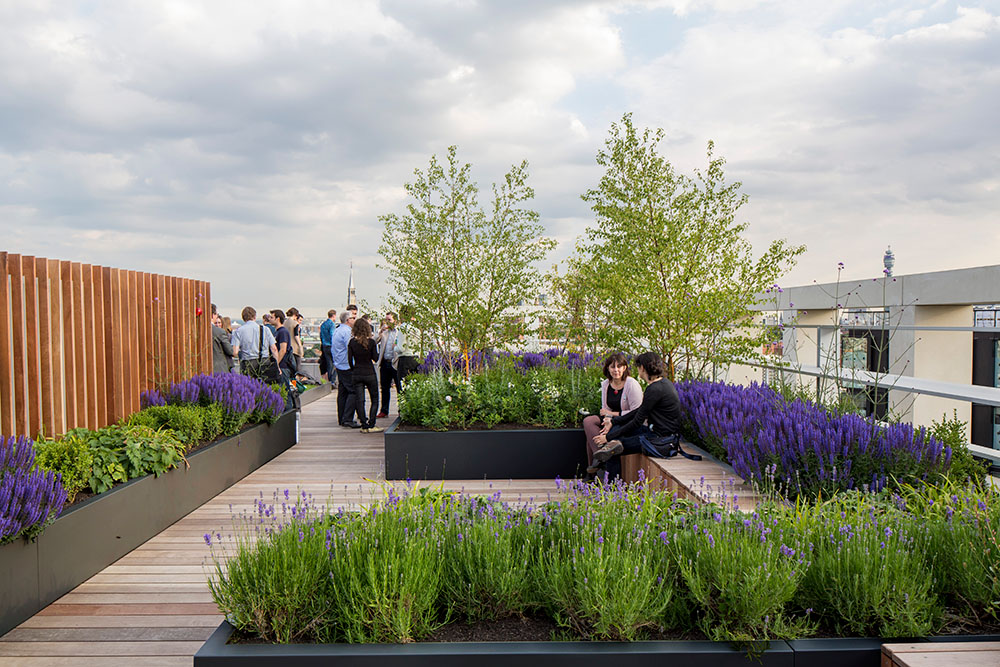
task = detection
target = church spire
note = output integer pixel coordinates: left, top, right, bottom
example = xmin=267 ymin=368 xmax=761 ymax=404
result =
xmin=347 ymin=261 xmax=357 ymax=307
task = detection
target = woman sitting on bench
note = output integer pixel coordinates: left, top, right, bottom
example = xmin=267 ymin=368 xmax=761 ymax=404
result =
xmin=582 ymin=352 xmax=643 ymax=475
xmin=591 ymin=351 xmax=693 ymax=480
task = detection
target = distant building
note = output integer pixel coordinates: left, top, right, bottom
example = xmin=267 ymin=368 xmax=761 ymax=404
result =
xmin=729 ymin=264 xmax=1000 ymax=449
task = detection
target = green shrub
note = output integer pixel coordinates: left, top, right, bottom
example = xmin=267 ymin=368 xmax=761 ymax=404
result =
xmin=200 ymin=403 xmax=224 ymax=442
xmin=34 ymin=432 xmax=94 ymax=504
xmin=72 ymin=424 xmax=186 ymax=495
xmin=125 ymin=405 xmax=205 ymax=449
xmin=902 ymin=479 xmax=1000 ymax=623
xmin=929 ymin=410 xmax=990 ymax=483
xmin=399 ymin=361 xmax=602 ymax=430
xmin=795 ymin=493 xmax=940 ymax=637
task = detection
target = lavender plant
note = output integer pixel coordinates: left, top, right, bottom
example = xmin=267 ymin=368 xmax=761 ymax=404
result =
xmin=0 ymin=435 xmax=68 ymax=544
xmin=677 ymin=380 xmax=951 ymax=498
xmin=795 ymin=493 xmax=940 ymax=637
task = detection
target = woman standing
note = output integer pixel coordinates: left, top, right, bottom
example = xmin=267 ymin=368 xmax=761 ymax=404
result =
xmin=582 ymin=352 xmax=643 ymax=475
xmin=348 ymin=318 xmax=382 ymax=433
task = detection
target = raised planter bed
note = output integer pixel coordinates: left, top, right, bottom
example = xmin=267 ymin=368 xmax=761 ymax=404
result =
xmin=192 ymin=622 xmax=1000 ymax=667
xmin=299 ymin=382 xmax=332 ymax=408
xmin=0 ymin=410 xmax=297 ymax=637
xmin=383 ymin=419 xmax=587 ymax=480
xmin=194 ymin=621 xmax=793 ymax=666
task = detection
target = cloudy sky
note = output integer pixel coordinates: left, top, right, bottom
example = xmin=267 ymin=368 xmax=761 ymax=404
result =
xmin=2 ymin=0 xmax=999 ymax=317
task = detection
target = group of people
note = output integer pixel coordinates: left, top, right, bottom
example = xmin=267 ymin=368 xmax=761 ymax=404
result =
xmin=581 ymin=350 xmax=697 ymax=480
xmin=319 ymin=305 xmax=405 ymax=433
xmin=211 ymin=304 xmax=308 ymax=408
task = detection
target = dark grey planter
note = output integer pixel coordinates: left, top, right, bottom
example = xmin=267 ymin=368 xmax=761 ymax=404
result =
xmin=0 ymin=411 xmax=296 ymax=637
xmin=299 ymin=383 xmax=332 ymax=408
xmin=383 ymin=419 xmax=587 ymax=480
xmin=195 ymin=621 xmax=794 ymax=666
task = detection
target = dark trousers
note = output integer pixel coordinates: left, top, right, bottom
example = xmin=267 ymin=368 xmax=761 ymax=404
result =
xmin=379 ymin=360 xmax=401 ymax=414
xmin=319 ymin=345 xmax=332 ymax=379
xmin=354 ymin=374 xmax=379 ymax=429
xmin=335 ymin=368 xmax=356 ymax=425
xmin=604 ymin=424 xmax=651 ymax=481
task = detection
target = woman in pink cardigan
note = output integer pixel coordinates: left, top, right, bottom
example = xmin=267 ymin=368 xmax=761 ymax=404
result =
xmin=583 ymin=352 xmax=643 ymax=475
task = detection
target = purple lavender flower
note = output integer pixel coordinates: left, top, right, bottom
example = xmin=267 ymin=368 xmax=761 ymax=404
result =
xmin=0 ymin=435 xmax=68 ymax=543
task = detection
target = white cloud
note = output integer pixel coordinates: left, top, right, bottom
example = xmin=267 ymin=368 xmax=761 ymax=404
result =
xmin=0 ymin=0 xmax=998 ymax=314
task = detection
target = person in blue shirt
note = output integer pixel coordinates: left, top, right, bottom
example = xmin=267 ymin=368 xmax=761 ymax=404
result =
xmin=331 ymin=309 xmax=359 ymax=427
xmin=319 ymin=309 xmax=337 ymax=383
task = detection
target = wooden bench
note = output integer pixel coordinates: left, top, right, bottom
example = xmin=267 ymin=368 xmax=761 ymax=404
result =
xmin=882 ymin=641 xmax=1000 ymax=666
xmin=621 ymin=439 xmax=762 ymax=511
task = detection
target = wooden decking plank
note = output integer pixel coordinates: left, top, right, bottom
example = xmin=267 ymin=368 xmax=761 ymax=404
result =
xmin=17 ymin=616 xmax=221 ymax=630
xmin=0 ymin=641 xmax=205 ymax=656
xmin=1 ymin=627 xmax=214 ymax=642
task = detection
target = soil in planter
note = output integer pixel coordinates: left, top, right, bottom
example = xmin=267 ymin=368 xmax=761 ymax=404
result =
xmin=397 ymin=422 xmax=583 ymax=432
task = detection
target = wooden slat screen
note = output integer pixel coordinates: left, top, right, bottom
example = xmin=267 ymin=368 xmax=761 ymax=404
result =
xmin=0 ymin=252 xmax=212 ymax=440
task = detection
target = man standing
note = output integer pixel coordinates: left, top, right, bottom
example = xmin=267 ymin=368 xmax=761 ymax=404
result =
xmin=319 ymin=309 xmax=337 ymax=382
xmin=271 ymin=310 xmax=296 ymax=409
xmin=331 ymin=309 xmax=360 ymax=427
xmin=231 ymin=306 xmax=279 ymax=378
xmin=376 ymin=311 xmax=404 ymax=418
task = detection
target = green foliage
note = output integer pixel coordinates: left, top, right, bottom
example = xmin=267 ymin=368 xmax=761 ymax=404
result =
xmin=200 ymin=402 xmax=224 ymax=442
xmin=670 ymin=505 xmax=813 ymax=642
xmin=571 ymin=113 xmax=805 ymax=378
xmin=900 ymin=479 xmax=1000 ymax=624
xmin=378 ymin=146 xmax=555 ymax=371
xmin=207 ymin=479 xmax=1000 ymax=647
xmin=929 ymin=410 xmax=990 ymax=483
xmin=795 ymin=494 xmax=941 ymax=637
xmin=535 ymin=486 xmax=679 ymax=640
xmin=61 ymin=425 xmax=186 ymax=495
xmin=34 ymin=432 xmax=94 ymax=503
xmin=398 ymin=362 xmax=602 ymax=430
xmin=125 ymin=405 xmax=205 ymax=449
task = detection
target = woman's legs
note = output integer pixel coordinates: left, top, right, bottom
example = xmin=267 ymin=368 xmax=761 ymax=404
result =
xmin=364 ymin=375 xmax=378 ymax=428
xmin=582 ymin=415 xmax=603 ymax=466
xmin=353 ymin=377 xmax=369 ymax=427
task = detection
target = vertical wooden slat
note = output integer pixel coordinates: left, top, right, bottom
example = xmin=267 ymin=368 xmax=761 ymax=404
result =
xmin=0 ymin=253 xmax=13 ymax=436
xmin=72 ymin=263 xmax=86 ymax=430
xmin=36 ymin=258 xmax=55 ymax=438
xmin=9 ymin=255 xmax=27 ymax=438
xmin=23 ymin=256 xmax=41 ymax=438
xmin=153 ymin=275 xmax=165 ymax=388
xmin=200 ymin=282 xmax=211 ymax=374
xmin=182 ymin=278 xmax=191 ymax=377
xmin=119 ymin=270 xmax=134 ymax=418
xmin=92 ymin=265 xmax=107 ymax=427
xmin=61 ymin=261 xmax=76 ymax=429
xmin=106 ymin=267 xmax=123 ymax=423
xmin=129 ymin=270 xmax=140 ymax=412
xmin=137 ymin=272 xmax=149 ymax=394
xmin=83 ymin=264 xmax=98 ymax=429
xmin=33 ymin=257 xmax=55 ymax=437
xmin=47 ymin=259 xmax=64 ymax=434
xmin=168 ymin=276 xmax=179 ymax=382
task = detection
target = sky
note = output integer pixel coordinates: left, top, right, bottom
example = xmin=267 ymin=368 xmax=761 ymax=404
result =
xmin=2 ymin=0 xmax=999 ymax=318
